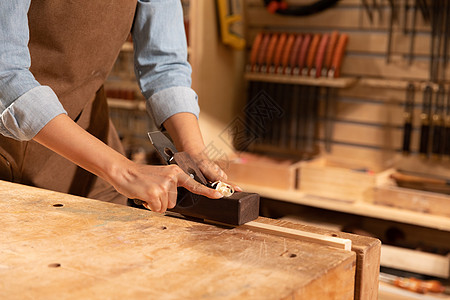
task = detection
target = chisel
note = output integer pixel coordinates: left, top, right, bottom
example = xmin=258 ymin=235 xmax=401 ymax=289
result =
xmin=431 ymin=84 xmax=445 ymax=157
xmin=402 ymin=83 xmax=415 ymax=155
xmin=247 ymin=32 xmax=265 ymax=146
xmin=286 ymin=34 xmax=303 ymax=75
xmin=303 ymin=33 xmax=321 ymax=76
xmin=408 ymin=0 xmax=418 ymax=65
xmin=294 ymin=34 xmax=311 ymax=75
xmin=312 ymin=33 xmax=330 ymax=78
xmin=328 ymin=33 xmax=348 ymax=78
xmin=419 ymin=85 xmax=433 ymax=157
xmin=444 ymin=86 xmax=450 ymax=157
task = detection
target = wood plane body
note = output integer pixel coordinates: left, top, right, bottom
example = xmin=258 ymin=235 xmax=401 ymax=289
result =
xmin=172 ymin=189 xmax=260 ymax=225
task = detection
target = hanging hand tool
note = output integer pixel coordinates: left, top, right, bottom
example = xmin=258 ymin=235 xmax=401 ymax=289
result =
xmin=429 ymin=0 xmax=443 ymax=82
xmin=303 ymin=33 xmax=321 ymax=76
xmin=285 ymin=34 xmax=303 ymax=75
xmin=419 ymin=85 xmax=433 ymax=157
xmin=402 ymin=83 xmax=415 ymax=155
xmin=443 ymin=0 xmax=450 ymax=74
xmin=312 ymin=33 xmax=330 ymax=78
xmin=386 ymin=0 xmax=399 ymax=64
xmin=134 ymin=131 xmax=260 ymax=225
xmin=431 ymin=84 xmax=445 ymax=157
xmin=403 ymin=0 xmax=409 ymax=35
xmin=294 ymin=34 xmax=311 ymax=75
xmin=247 ymin=32 xmax=265 ymax=147
xmin=417 ymin=0 xmax=430 ymax=22
xmin=216 ymin=0 xmax=246 ymax=50
xmin=264 ymin=33 xmax=280 ymax=145
xmin=322 ymin=31 xmax=339 ymax=77
xmin=444 ymin=87 xmax=450 ymax=157
xmin=362 ymin=0 xmax=374 ymax=23
xmin=408 ymin=0 xmax=418 ymax=65
xmin=328 ymin=33 xmax=348 ymax=78
xmin=322 ymin=31 xmax=339 ymax=152
xmin=273 ymin=33 xmax=288 ymax=74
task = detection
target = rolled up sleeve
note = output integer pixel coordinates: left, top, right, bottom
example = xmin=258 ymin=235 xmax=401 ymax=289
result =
xmin=132 ymin=0 xmax=199 ymax=127
xmin=0 ymin=1 xmax=67 ymax=141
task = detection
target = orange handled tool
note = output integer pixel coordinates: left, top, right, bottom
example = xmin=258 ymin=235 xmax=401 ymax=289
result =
xmin=287 ymin=34 xmax=303 ymax=74
xmin=265 ymin=33 xmax=280 ymax=73
xmin=278 ymin=33 xmax=295 ymax=74
xmin=304 ymin=33 xmax=321 ymax=76
xmin=257 ymin=33 xmax=271 ymax=72
xmin=312 ymin=33 xmax=330 ymax=78
xmin=322 ymin=31 xmax=339 ymax=77
xmin=295 ymin=33 xmax=311 ymax=75
xmin=273 ymin=33 xmax=288 ymax=74
xmin=250 ymin=32 xmax=264 ymax=72
xmin=328 ymin=33 xmax=348 ymax=78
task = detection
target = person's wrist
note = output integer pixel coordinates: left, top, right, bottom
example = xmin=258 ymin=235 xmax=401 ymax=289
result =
xmin=101 ymin=154 xmax=135 ymax=188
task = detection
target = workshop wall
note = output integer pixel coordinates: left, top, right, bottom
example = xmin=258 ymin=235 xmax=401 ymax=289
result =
xmin=242 ymin=0 xmax=450 ymax=172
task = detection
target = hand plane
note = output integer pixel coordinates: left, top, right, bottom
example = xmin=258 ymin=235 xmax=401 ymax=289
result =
xmin=135 ymin=131 xmax=260 ymax=226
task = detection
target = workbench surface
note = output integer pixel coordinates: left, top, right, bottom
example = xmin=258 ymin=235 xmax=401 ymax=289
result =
xmin=0 ymin=180 xmax=356 ymax=299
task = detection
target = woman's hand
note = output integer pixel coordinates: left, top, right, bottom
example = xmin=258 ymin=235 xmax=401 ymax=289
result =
xmin=110 ymin=162 xmax=224 ymax=213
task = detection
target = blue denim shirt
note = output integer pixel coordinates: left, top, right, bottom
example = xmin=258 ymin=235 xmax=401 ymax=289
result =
xmin=0 ymin=0 xmax=199 ymax=141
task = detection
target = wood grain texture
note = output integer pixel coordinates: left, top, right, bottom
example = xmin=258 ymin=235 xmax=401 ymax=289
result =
xmin=242 ymin=221 xmax=352 ymax=250
xmin=253 ymin=217 xmax=381 ymax=300
xmin=0 ymin=180 xmax=356 ymax=300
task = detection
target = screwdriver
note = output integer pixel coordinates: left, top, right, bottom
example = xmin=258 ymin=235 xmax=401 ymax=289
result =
xmin=380 ymin=273 xmax=450 ymax=294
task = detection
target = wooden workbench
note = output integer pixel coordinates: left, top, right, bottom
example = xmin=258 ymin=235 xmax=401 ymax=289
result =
xmin=0 ymin=181 xmax=360 ymax=299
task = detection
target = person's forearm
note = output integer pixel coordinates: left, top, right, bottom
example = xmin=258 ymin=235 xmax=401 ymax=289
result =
xmin=163 ymin=112 xmax=206 ymax=154
xmin=33 ymin=114 xmax=130 ymax=184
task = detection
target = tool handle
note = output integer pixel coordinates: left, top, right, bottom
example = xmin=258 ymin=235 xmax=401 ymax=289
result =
xmin=278 ymin=33 xmax=295 ymax=74
xmin=273 ymin=33 xmax=287 ymax=73
xmin=296 ymin=34 xmax=311 ymax=75
xmin=265 ymin=33 xmax=279 ymax=73
xmin=402 ymin=122 xmax=413 ymax=154
xmin=250 ymin=32 xmax=264 ymax=71
xmin=173 ymin=152 xmax=208 ymax=185
xmin=444 ymin=125 xmax=450 ymax=156
xmin=287 ymin=34 xmax=303 ymax=74
xmin=314 ymin=33 xmax=330 ymax=78
xmin=431 ymin=124 xmax=444 ymax=155
xmin=322 ymin=31 xmax=339 ymax=76
xmin=257 ymin=33 xmax=271 ymax=71
xmin=329 ymin=33 xmax=348 ymax=78
xmin=304 ymin=33 xmax=321 ymax=76
xmin=419 ymin=123 xmax=430 ymax=155
xmin=394 ymin=278 xmax=445 ymax=294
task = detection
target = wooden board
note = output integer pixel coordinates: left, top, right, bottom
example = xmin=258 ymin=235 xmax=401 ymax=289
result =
xmin=380 ymin=245 xmax=450 ymax=279
xmin=253 ymin=218 xmax=381 ymax=300
xmin=0 ymin=180 xmax=356 ymax=300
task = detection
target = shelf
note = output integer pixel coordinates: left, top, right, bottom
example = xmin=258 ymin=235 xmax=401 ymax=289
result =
xmin=244 ymin=72 xmax=357 ymax=88
xmin=238 ymin=183 xmax=450 ymax=232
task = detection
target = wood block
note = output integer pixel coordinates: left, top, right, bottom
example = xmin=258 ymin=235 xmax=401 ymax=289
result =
xmin=0 ymin=180 xmax=356 ymax=300
xmin=374 ymin=185 xmax=450 ymax=218
xmin=224 ymin=152 xmax=301 ymax=190
xmin=381 ymin=245 xmax=450 ymax=279
xmin=252 ymin=217 xmax=381 ymax=300
xmin=299 ymin=157 xmax=379 ymax=202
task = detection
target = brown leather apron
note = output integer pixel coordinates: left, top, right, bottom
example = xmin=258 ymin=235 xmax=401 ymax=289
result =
xmin=0 ymin=1 xmax=138 ymax=205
